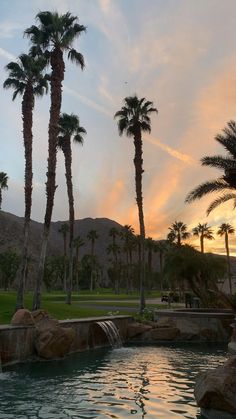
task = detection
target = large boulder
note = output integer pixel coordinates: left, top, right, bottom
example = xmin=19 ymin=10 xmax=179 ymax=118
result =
xmin=127 ymin=322 xmax=152 ymax=339
xmin=155 ymin=317 xmax=176 ymax=328
xmin=11 ymin=309 xmax=34 ymax=326
xmin=34 ymin=316 xmax=75 ymax=359
xmin=150 ymin=327 xmax=180 ymax=340
xmin=194 ymin=356 xmax=236 ymax=415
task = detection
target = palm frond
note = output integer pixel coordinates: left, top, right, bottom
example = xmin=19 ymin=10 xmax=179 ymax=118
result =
xmin=186 ymin=179 xmax=231 ymax=203
xmin=67 ymin=49 xmax=85 ymax=69
xmin=201 ymin=155 xmax=236 ymax=170
xmin=207 ymin=193 xmax=236 ymax=215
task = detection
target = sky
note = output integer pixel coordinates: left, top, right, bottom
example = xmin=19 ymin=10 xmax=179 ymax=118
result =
xmin=1 ymin=0 xmax=236 ymax=254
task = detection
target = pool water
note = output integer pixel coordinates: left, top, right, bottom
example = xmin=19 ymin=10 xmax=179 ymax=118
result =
xmin=0 ymin=344 xmax=227 ymax=418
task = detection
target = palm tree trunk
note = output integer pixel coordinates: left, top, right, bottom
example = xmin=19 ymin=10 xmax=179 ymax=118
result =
xmin=200 ymin=235 xmax=204 ymax=253
xmin=63 ymin=140 xmax=74 ymax=305
xmin=63 ymin=234 xmax=67 ymax=291
xmin=16 ymin=84 xmax=34 ymax=310
xmin=159 ymin=250 xmax=163 ymax=292
xmin=225 ymin=233 xmax=232 ymax=295
xmin=33 ymin=48 xmax=65 ymax=310
xmin=133 ymin=131 xmax=146 ymax=313
xmin=90 ymin=241 xmax=94 ymax=291
xmin=76 ymin=246 xmax=79 ymax=292
xmin=0 ymin=189 xmax=2 ymax=209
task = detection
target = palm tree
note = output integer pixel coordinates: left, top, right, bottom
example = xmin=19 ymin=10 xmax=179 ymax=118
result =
xmin=107 ymin=243 xmax=121 ymax=294
xmin=3 ymin=53 xmax=48 ymax=310
xmin=73 ymin=235 xmax=85 ymax=292
xmin=217 ymin=223 xmax=235 ymax=295
xmin=167 ymin=221 xmax=190 ymax=246
xmin=154 ymin=240 xmax=168 ymax=292
xmin=109 ymin=227 xmax=120 ymax=247
xmin=192 ymin=223 xmax=214 ymax=253
xmin=114 ymin=95 xmax=157 ymax=312
xmin=58 ymin=113 xmax=86 ymax=304
xmin=120 ymin=225 xmax=135 ymax=293
xmin=0 ymin=172 xmax=8 ymax=209
xmin=186 ymin=121 xmax=236 ymax=214
xmin=25 ymin=11 xmax=86 ymax=310
xmin=58 ymin=223 xmax=69 ymax=291
xmin=87 ymin=230 xmax=99 ymax=291
xmin=145 ymin=237 xmax=155 ymax=290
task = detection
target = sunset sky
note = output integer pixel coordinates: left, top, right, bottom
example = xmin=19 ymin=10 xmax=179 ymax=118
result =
xmin=1 ymin=0 xmax=236 ymax=254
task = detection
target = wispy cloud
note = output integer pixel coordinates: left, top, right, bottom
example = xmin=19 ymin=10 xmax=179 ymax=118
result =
xmin=146 ymin=134 xmax=194 ymax=164
xmin=0 ymin=47 xmax=16 ymax=61
xmin=64 ymin=85 xmax=112 ymax=117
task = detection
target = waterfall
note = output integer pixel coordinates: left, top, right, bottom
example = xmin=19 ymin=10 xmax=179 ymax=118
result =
xmin=96 ymin=320 xmax=122 ymax=348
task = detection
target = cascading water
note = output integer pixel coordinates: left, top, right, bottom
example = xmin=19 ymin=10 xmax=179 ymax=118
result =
xmin=96 ymin=320 xmax=122 ymax=348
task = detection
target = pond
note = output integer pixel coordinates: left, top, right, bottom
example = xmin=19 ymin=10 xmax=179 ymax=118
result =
xmin=0 ymin=343 xmax=227 ymax=418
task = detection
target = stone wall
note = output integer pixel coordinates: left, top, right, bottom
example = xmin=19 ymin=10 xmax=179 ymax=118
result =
xmin=154 ymin=309 xmax=234 ymax=342
xmin=0 ymin=315 xmax=132 ymax=366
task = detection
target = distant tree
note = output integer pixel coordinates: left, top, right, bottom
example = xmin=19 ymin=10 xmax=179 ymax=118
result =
xmin=114 ymin=95 xmax=158 ymax=312
xmin=145 ymin=237 xmax=155 ymax=290
xmin=164 ymin=245 xmax=226 ymax=307
xmin=4 ymin=53 xmax=48 ymax=310
xmin=107 ymin=242 xmax=121 ymax=293
xmin=154 ymin=240 xmax=168 ymax=291
xmin=58 ymin=223 xmax=69 ymax=291
xmin=25 ymin=11 xmax=86 ymax=310
xmin=192 ymin=223 xmax=214 ymax=253
xmin=217 ymin=223 xmax=235 ymax=295
xmin=0 ymin=250 xmax=20 ymax=290
xmin=73 ymin=235 xmax=85 ymax=292
xmin=186 ymin=121 xmax=236 ymax=214
xmin=58 ymin=113 xmax=86 ymax=304
xmin=0 ymin=172 xmax=8 ymax=209
xmin=87 ymin=230 xmax=99 ymax=291
xmin=120 ymin=225 xmax=136 ymax=293
xmin=167 ymin=221 xmax=190 ymax=246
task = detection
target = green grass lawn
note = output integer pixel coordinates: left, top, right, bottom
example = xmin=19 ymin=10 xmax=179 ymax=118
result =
xmin=0 ymin=290 xmax=162 ymax=325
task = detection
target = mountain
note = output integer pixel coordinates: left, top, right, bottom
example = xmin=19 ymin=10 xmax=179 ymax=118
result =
xmin=0 ymin=211 xmax=124 ymax=267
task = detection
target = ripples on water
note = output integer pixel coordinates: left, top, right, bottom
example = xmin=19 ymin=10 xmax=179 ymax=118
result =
xmin=0 ymin=344 xmax=227 ymax=418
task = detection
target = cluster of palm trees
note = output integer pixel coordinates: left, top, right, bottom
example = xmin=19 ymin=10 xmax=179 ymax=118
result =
xmin=167 ymin=220 xmax=235 ymax=294
xmin=2 ymin=10 xmax=158 ymax=313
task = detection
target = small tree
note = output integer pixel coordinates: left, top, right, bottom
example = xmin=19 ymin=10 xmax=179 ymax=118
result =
xmin=192 ymin=223 xmax=214 ymax=253
xmin=217 ymin=223 xmax=235 ymax=295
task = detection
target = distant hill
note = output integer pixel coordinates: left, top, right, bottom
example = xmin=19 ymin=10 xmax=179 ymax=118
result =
xmin=0 ymin=210 xmax=124 ymax=266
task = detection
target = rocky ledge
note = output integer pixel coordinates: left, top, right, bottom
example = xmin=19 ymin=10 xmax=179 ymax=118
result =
xmin=194 ymin=356 xmax=236 ymax=418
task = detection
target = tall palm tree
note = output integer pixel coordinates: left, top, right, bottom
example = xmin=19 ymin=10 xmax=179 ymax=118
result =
xmin=167 ymin=221 xmax=190 ymax=246
xmin=73 ymin=235 xmax=85 ymax=292
xmin=0 ymin=172 xmax=8 ymax=209
xmin=114 ymin=95 xmax=157 ymax=312
xmin=58 ymin=223 xmax=69 ymax=291
xmin=3 ymin=53 xmax=48 ymax=310
xmin=192 ymin=223 xmax=214 ymax=253
xmin=217 ymin=223 xmax=235 ymax=295
xmin=87 ymin=229 xmax=99 ymax=291
xmin=186 ymin=121 xmax=236 ymax=214
xmin=154 ymin=240 xmax=168 ymax=292
xmin=109 ymin=227 xmax=119 ymax=247
xmin=58 ymin=113 xmax=86 ymax=304
xmin=25 ymin=11 xmax=86 ymax=310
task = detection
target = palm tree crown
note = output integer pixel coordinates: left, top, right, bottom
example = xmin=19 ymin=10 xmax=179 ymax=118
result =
xmin=217 ymin=223 xmax=235 ymax=236
xmin=186 ymin=121 xmax=236 ymax=214
xmin=25 ymin=11 xmax=86 ymax=68
xmin=192 ymin=223 xmax=214 ymax=253
xmin=3 ymin=53 xmax=48 ymax=101
xmin=58 ymin=113 xmax=86 ymax=150
xmin=114 ymin=95 xmax=157 ymax=137
xmin=167 ymin=221 xmax=190 ymax=246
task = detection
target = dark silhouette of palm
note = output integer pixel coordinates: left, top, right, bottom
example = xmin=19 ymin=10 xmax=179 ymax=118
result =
xmin=167 ymin=221 xmax=190 ymax=246
xmin=87 ymin=230 xmax=99 ymax=291
xmin=25 ymin=11 xmax=86 ymax=309
xmin=58 ymin=113 xmax=86 ymax=304
xmin=58 ymin=223 xmax=69 ymax=291
xmin=73 ymin=235 xmax=85 ymax=292
xmin=4 ymin=53 xmax=48 ymax=310
xmin=0 ymin=172 xmax=8 ymax=209
xmin=192 ymin=223 xmax=214 ymax=253
xmin=114 ymin=95 xmax=157 ymax=312
xmin=217 ymin=223 xmax=235 ymax=295
xmin=186 ymin=121 xmax=236 ymax=214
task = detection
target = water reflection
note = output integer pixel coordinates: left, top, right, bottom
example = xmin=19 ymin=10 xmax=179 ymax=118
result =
xmin=0 ymin=344 xmax=227 ymax=418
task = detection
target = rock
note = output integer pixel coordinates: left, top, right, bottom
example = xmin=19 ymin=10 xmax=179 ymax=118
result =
xmin=127 ymin=322 xmax=152 ymax=338
xmin=150 ymin=327 xmax=180 ymax=340
xmin=31 ymin=309 xmax=51 ymax=324
xmin=34 ymin=315 xmax=75 ymax=359
xmin=194 ymin=356 xmax=236 ymax=414
xmin=11 ymin=309 xmax=34 ymax=326
xmin=34 ymin=320 xmax=75 ymax=359
xmin=155 ymin=317 xmax=176 ymax=328
xmin=200 ymin=328 xmax=217 ymax=340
